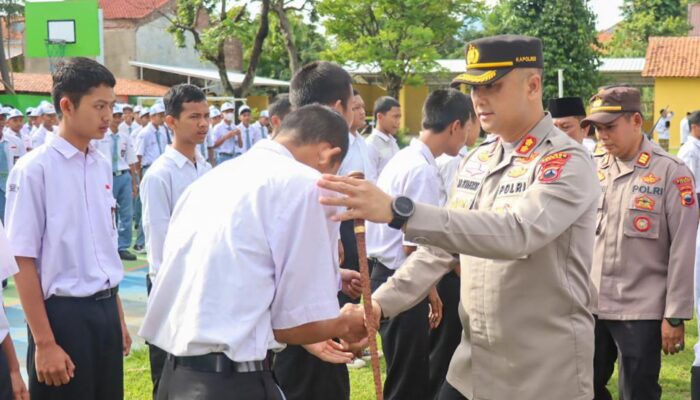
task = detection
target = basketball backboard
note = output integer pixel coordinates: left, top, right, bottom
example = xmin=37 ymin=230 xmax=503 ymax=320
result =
xmin=25 ymin=0 xmax=101 ymax=58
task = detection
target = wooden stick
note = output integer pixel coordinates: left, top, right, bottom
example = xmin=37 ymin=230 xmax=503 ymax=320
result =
xmin=348 ymin=171 xmax=383 ymax=400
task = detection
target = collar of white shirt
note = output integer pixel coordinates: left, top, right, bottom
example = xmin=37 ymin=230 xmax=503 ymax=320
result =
xmin=409 ymin=138 xmax=437 ymax=167
xmin=163 ymin=145 xmax=206 ymax=169
xmin=48 ymin=134 xmax=100 ymax=164
xmin=348 ymin=132 xmax=358 ymax=145
xmin=372 ymin=129 xmax=394 ymax=143
xmin=254 ymin=138 xmax=294 ymax=159
xmin=689 ymin=135 xmax=700 ymax=149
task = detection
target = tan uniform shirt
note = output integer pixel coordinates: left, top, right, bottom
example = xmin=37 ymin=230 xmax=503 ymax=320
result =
xmin=593 ymin=136 xmax=698 ymax=320
xmin=374 ymin=114 xmax=598 ymax=400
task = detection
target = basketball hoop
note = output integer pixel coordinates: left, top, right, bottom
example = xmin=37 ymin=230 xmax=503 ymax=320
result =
xmin=45 ymin=39 xmax=67 ymax=74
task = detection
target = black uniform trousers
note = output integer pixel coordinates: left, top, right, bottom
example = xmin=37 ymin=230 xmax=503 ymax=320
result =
xmin=27 ymin=294 xmax=123 ymax=400
xmin=0 ymin=345 xmax=12 ymax=400
xmin=429 ymin=270 xmax=462 ymax=400
xmin=273 ymin=220 xmax=357 ymax=400
xmin=692 ymin=366 xmax=700 ymax=400
xmin=147 ymin=275 xmax=168 ymax=399
xmin=157 ymin=356 xmax=284 ymax=400
xmin=371 ymin=259 xmax=430 ymax=400
xmin=438 ymin=381 xmax=468 ymax=400
xmin=594 ymin=318 xmax=662 ymax=400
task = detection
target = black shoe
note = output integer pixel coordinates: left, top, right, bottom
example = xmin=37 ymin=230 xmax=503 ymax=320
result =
xmin=119 ymin=250 xmax=137 ymax=261
xmin=133 ymin=245 xmax=146 ymax=254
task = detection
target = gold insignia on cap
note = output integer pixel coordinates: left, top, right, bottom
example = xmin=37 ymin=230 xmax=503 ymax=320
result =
xmin=454 ymin=70 xmax=497 ymax=84
xmin=467 ymin=44 xmax=480 ymax=65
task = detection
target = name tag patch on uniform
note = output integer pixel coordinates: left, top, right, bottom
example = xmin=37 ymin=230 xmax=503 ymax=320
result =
xmin=464 ymin=161 xmax=488 ymax=177
xmin=8 ymin=184 xmax=18 ymax=193
xmin=538 ymin=152 xmax=571 ymax=183
xmin=634 ymin=195 xmax=656 ymax=211
xmin=456 ymin=178 xmax=481 ymax=191
xmin=634 ymin=216 xmax=651 ymax=232
xmin=632 ymin=185 xmax=663 ymax=196
xmin=673 ymin=176 xmax=696 ymax=207
xmin=516 ymin=135 xmax=536 ymax=155
xmin=642 ymin=173 xmax=661 ymax=184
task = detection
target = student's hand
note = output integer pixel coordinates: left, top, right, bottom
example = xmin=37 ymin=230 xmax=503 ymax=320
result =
xmin=338 ymin=303 xmax=368 ymax=343
xmin=227 ymin=129 xmax=241 ymax=139
xmin=340 ymin=269 xmax=362 ymax=300
xmin=341 ymin=338 xmax=369 ymax=358
xmin=302 ymin=340 xmax=354 ymax=364
xmin=661 ymin=319 xmax=685 ymax=355
xmin=10 ymin=369 xmax=28 ymax=400
xmin=35 ymin=342 xmax=75 ymax=386
xmin=121 ymin=321 xmax=132 ymax=356
xmin=318 ymin=174 xmax=393 ymax=223
xmin=428 ymin=287 xmax=443 ymax=329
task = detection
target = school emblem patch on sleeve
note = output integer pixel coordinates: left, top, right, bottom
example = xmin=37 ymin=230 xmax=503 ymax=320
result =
xmin=673 ymin=176 xmax=696 ymax=207
xmin=634 ymin=216 xmax=651 ymax=232
xmin=538 ymin=152 xmax=571 ymax=183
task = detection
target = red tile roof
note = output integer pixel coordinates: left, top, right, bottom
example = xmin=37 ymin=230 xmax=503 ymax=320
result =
xmin=643 ymin=36 xmax=700 ymax=77
xmin=0 ymin=73 xmax=169 ymax=97
xmin=99 ymin=0 xmax=170 ymax=20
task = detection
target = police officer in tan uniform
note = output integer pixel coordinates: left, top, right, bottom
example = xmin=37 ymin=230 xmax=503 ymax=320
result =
xmin=581 ymin=86 xmax=698 ymax=400
xmin=318 ymin=35 xmax=598 ymax=400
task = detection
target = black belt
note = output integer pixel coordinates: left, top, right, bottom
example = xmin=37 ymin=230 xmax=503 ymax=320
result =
xmin=113 ymin=169 xmax=129 ymax=177
xmin=171 ymin=352 xmax=273 ymax=373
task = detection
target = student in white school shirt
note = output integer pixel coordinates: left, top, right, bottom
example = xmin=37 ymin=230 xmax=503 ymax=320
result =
xmin=0 ymin=221 xmax=29 ymax=400
xmin=139 ymin=104 xmax=368 ymax=400
xmin=366 ymin=96 xmax=401 ymax=175
xmin=118 ymin=103 xmax=140 ymax=138
xmin=140 ymin=84 xmax=212 ymax=396
xmin=212 ymin=102 xmax=242 ymax=164
xmin=0 ymin=111 xmax=27 ymax=223
xmin=134 ymin=103 xmax=169 ymax=253
xmin=235 ymin=105 xmax=257 ymax=155
xmin=251 ymin=109 xmax=270 ymax=143
xmin=365 ymin=89 xmax=476 ymax=400
xmin=30 ymin=103 xmax=58 ymax=149
xmin=6 ymin=109 xmax=33 ymax=153
xmin=199 ymin=105 xmax=219 ymax=166
xmin=679 ymin=111 xmax=700 ymax=399
xmin=5 ymin=57 xmax=130 ymax=400
xmin=91 ymin=104 xmax=139 ymax=261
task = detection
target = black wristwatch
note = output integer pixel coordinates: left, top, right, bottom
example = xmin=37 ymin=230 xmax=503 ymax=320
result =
xmin=388 ymin=196 xmax=415 ymax=230
xmin=665 ymin=318 xmax=684 ymax=327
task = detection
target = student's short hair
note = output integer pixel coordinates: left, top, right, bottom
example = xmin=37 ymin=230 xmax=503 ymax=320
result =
xmin=689 ymin=111 xmax=700 ymax=127
xmin=164 ymin=84 xmax=207 ymax=119
xmin=353 ymin=89 xmax=359 ymax=96
xmin=289 ymin=61 xmax=353 ymax=109
xmin=277 ymin=104 xmax=349 ymax=163
xmin=373 ymin=96 xmax=400 ymax=119
xmin=52 ymin=57 xmax=116 ymax=116
xmin=269 ymin=94 xmax=292 ymax=120
xmin=422 ymin=89 xmax=475 ymax=132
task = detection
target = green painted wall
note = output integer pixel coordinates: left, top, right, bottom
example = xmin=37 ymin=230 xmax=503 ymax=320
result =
xmin=0 ymin=94 xmax=52 ymax=112
xmin=25 ymin=0 xmax=100 ymax=58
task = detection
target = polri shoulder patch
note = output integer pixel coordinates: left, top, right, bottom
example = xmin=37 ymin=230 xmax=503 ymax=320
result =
xmin=673 ymin=176 xmax=696 ymax=207
xmin=538 ymin=152 xmax=571 ymax=183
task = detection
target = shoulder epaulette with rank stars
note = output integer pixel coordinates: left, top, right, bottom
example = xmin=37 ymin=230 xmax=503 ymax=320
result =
xmin=516 ymin=135 xmax=536 ymax=155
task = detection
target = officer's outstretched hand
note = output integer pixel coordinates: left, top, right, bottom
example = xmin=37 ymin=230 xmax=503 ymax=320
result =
xmin=339 ymin=303 xmax=368 ymax=343
xmin=428 ymin=287 xmax=443 ymax=329
xmin=318 ymin=174 xmax=393 ymax=223
xmin=35 ymin=342 xmax=75 ymax=386
xmin=303 ymin=340 xmax=354 ymax=364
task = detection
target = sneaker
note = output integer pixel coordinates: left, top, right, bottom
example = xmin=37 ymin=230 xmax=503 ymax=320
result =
xmin=346 ymin=358 xmax=367 ymax=369
xmin=361 ymin=349 xmax=383 ymax=362
xmin=119 ymin=250 xmax=137 ymax=261
xmin=133 ymin=245 xmax=146 ymax=254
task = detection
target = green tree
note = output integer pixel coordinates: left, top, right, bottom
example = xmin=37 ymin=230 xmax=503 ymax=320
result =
xmin=317 ymin=0 xmax=475 ymax=98
xmin=485 ymin=0 xmax=602 ymax=102
xmin=606 ymin=0 xmax=690 ymax=57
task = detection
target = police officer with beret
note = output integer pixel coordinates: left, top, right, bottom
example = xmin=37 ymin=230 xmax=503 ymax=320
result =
xmin=318 ymin=35 xmax=598 ymax=400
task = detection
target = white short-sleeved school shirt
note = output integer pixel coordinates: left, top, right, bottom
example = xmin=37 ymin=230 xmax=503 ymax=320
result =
xmin=141 ymin=146 xmax=211 ymax=279
xmin=0 ymin=133 xmax=27 ymax=169
xmin=5 ymin=134 xmax=124 ymax=299
xmin=366 ymin=129 xmax=400 ymax=175
xmin=0 ymin=221 xmax=18 ymax=343
xmin=367 ymin=139 xmax=444 ymax=270
xmin=234 ymin=123 xmax=258 ymax=155
xmin=436 ymin=146 xmax=468 ymax=205
xmin=139 ymin=139 xmax=342 ymax=362
xmin=678 ymin=136 xmax=700 ymax=194
xmin=30 ymin=125 xmax=56 ymax=149
xmin=212 ymin=121 xmax=239 ymax=155
xmin=136 ymin=123 xmax=168 ymax=167
xmin=92 ymin=129 xmax=138 ymax=171
xmin=118 ymin=120 xmax=140 ymax=138
xmin=338 ymin=132 xmax=378 ymax=183
xmin=6 ymin=127 xmax=31 ymax=154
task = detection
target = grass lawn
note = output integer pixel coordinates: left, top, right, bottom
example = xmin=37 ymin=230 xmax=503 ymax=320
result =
xmin=125 ymin=319 xmax=698 ymax=399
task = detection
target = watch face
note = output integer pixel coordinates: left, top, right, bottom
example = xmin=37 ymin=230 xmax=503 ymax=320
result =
xmin=394 ymin=196 xmax=414 ymax=216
